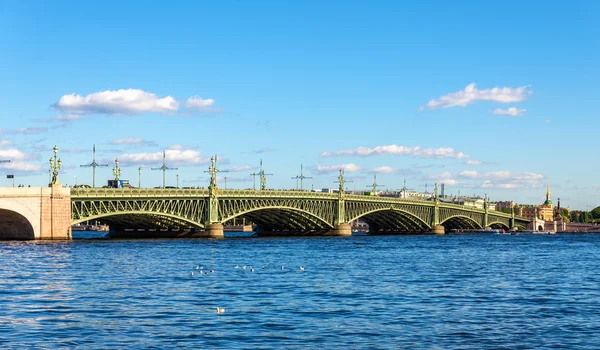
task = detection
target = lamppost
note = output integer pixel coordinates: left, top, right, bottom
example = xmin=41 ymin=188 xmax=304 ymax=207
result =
xmin=74 ymin=176 xmax=78 ymax=187
xmin=176 ymin=173 xmax=179 ymax=188
xmin=48 ymin=145 xmax=62 ymax=185
xmin=138 ymin=167 xmax=142 ymax=188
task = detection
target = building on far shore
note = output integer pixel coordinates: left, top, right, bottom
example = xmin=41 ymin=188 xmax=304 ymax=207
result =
xmin=518 ymin=183 xmax=555 ymax=221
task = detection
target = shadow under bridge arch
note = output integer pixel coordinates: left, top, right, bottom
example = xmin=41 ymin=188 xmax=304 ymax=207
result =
xmin=72 ymin=211 xmax=205 ymax=231
xmin=488 ymin=221 xmax=510 ymax=230
xmin=349 ymin=208 xmax=432 ymax=234
xmin=0 ymin=208 xmax=35 ymax=240
xmin=221 ymin=206 xmax=334 ymax=235
xmin=440 ymin=215 xmax=483 ymax=231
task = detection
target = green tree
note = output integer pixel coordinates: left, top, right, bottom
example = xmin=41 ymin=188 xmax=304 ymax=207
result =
xmin=591 ymin=206 xmax=600 ymax=220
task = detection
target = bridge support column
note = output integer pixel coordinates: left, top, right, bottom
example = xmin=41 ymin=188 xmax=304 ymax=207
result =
xmin=431 ymin=225 xmax=445 ymax=235
xmin=327 ymin=224 xmax=352 ymax=236
xmin=202 ymin=223 xmax=224 ymax=238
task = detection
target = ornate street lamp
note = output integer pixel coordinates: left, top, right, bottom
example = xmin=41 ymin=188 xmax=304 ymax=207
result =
xmin=49 ymin=145 xmax=62 ymax=185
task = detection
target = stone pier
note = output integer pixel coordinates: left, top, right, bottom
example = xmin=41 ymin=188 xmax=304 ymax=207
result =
xmin=0 ymin=185 xmax=71 ymax=240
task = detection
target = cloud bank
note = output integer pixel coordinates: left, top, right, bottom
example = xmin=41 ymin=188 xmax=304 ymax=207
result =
xmin=422 ymin=83 xmax=531 ymax=110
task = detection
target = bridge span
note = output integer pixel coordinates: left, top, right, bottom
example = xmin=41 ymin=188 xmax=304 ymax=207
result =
xmin=69 ymin=186 xmax=528 ymax=238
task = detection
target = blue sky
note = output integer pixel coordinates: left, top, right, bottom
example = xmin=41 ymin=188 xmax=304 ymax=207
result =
xmin=0 ymin=0 xmax=598 ymax=209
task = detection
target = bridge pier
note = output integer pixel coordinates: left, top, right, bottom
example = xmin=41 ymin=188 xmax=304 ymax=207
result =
xmin=431 ymin=225 xmax=445 ymax=235
xmin=326 ymin=224 xmax=352 ymax=236
xmin=201 ymin=223 xmax=224 ymax=238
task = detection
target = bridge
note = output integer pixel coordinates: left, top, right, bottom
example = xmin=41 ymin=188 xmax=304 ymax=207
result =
xmin=70 ymin=185 xmax=528 ymax=238
xmin=0 ymin=151 xmax=529 ymax=240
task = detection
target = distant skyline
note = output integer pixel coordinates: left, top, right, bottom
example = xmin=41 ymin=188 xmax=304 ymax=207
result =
xmin=0 ymin=1 xmax=598 ymax=209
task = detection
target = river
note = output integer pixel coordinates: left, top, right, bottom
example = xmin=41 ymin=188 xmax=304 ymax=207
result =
xmin=1 ymin=233 xmax=599 ymax=348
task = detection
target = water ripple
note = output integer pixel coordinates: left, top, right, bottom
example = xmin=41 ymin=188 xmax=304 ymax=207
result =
xmin=1 ymin=234 xmax=600 ymax=348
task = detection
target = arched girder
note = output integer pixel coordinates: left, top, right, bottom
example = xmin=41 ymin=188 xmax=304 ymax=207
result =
xmin=221 ymin=206 xmax=334 ymax=230
xmin=441 ymin=215 xmax=483 ymax=230
xmin=488 ymin=222 xmax=510 ymax=230
xmin=354 ymin=209 xmax=431 ymax=233
xmin=219 ymin=199 xmax=336 ymax=227
xmin=439 ymin=208 xmax=483 ymax=227
xmin=349 ymin=208 xmax=432 ymax=231
xmin=239 ymin=208 xmax=332 ymax=233
xmin=72 ymin=211 xmax=205 ymax=229
xmin=347 ymin=202 xmax=433 ymax=227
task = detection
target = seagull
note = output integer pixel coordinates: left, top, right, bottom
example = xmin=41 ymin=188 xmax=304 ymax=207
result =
xmin=300 ymin=266 xmax=305 ymax=271
xmin=262 ymin=266 xmax=266 ymax=270
xmin=281 ymin=266 xmax=285 ymax=270
xmin=234 ymin=265 xmax=239 ymax=269
xmin=194 ymin=266 xmax=199 ymax=270
xmin=210 ymin=269 xmax=214 ymax=273
xmin=216 ymin=307 xmax=226 ymax=313
xmin=250 ymin=268 xmax=255 ymax=272
xmin=242 ymin=265 xmax=247 ymax=270
xmin=190 ymin=272 xmax=195 ymax=276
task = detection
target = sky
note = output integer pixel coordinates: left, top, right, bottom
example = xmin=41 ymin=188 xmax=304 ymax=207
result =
xmin=0 ymin=0 xmax=598 ymax=209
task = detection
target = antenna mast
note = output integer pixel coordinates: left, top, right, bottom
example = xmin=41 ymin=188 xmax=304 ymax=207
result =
xmin=151 ymin=150 xmax=178 ymax=188
xmin=80 ymin=144 xmax=108 ymax=188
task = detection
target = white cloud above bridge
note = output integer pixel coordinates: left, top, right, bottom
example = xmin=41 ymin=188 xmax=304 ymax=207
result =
xmin=0 ymin=149 xmax=42 ymax=172
xmin=185 ymin=96 xmax=215 ymax=109
xmin=321 ymin=144 xmax=469 ymax=159
xmin=110 ymin=137 xmax=156 ymax=146
xmin=114 ymin=149 xmax=210 ymax=167
xmin=459 ymin=170 xmax=544 ymax=189
xmin=491 ymin=107 xmax=526 ymax=117
xmin=421 ymin=83 xmax=531 ymax=110
xmin=314 ymin=163 xmax=362 ymax=174
xmin=53 ymin=89 xmax=218 ymax=116
xmin=54 ymin=89 xmax=180 ymax=115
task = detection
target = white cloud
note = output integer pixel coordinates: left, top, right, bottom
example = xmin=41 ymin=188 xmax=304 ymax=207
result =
xmin=0 ymin=140 xmax=12 ymax=147
xmin=225 ymin=165 xmax=256 ymax=172
xmin=544 ymin=119 xmax=552 ymax=123
xmin=54 ymin=89 xmax=179 ymax=115
xmin=465 ymin=160 xmax=483 ymax=165
xmin=459 ymin=170 xmax=544 ymax=189
xmin=491 ymin=107 xmax=526 ymax=117
xmin=110 ymin=137 xmax=154 ymax=145
xmin=0 ymin=149 xmax=42 ymax=172
xmin=115 ymin=149 xmax=210 ymax=166
xmin=322 ymin=144 xmax=468 ymax=159
xmin=56 ymin=114 xmax=84 ymax=121
xmin=0 ymin=161 xmax=42 ymax=172
xmin=185 ymin=96 xmax=215 ymax=109
xmin=17 ymin=127 xmax=47 ymax=134
xmin=314 ymin=163 xmax=362 ymax=174
xmin=422 ymin=83 xmax=531 ymax=110
xmin=245 ymin=147 xmax=275 ymax=154
xmin=371 ymin=166 xmax=396 ymax=174
xmin=429 ymin=171 xmax=463 ymax=186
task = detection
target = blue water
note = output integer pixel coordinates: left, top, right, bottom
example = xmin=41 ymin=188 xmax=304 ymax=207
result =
xmin=1 ymin=234 xmax=600 ymax=349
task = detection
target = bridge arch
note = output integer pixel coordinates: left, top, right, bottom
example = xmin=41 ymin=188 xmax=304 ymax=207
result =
xmin=488 ymin=221 xmax=510 ymax=230
xmin=222 ymin=206 xmax=334 ymax=234
xmin=440 ymin=215 xmax=483 ymax=230
xmin=0 ymin=208 xmax=35 ymax=240
xmin=72 ymin=211 xmax=205 ymax=230
xmin=349 ymin=208 xmax=431 ymax=233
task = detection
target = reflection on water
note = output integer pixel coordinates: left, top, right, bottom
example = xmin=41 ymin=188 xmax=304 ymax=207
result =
xmin=1 ymin=234 xmax=600 ymax=348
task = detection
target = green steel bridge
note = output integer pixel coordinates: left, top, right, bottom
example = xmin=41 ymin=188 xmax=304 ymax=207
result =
xmin=69 ymin=157 xmax=529 ymax=237
xmin=71 ymin=185 xmax=529 ymax=237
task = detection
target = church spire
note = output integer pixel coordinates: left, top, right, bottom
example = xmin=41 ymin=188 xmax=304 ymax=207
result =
xmin=543 ymin=180 xmax=553 ymax=206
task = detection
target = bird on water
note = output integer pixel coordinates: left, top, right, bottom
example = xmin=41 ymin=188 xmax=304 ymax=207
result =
xmin=216 ymin=307 xmax=225 ymax=313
